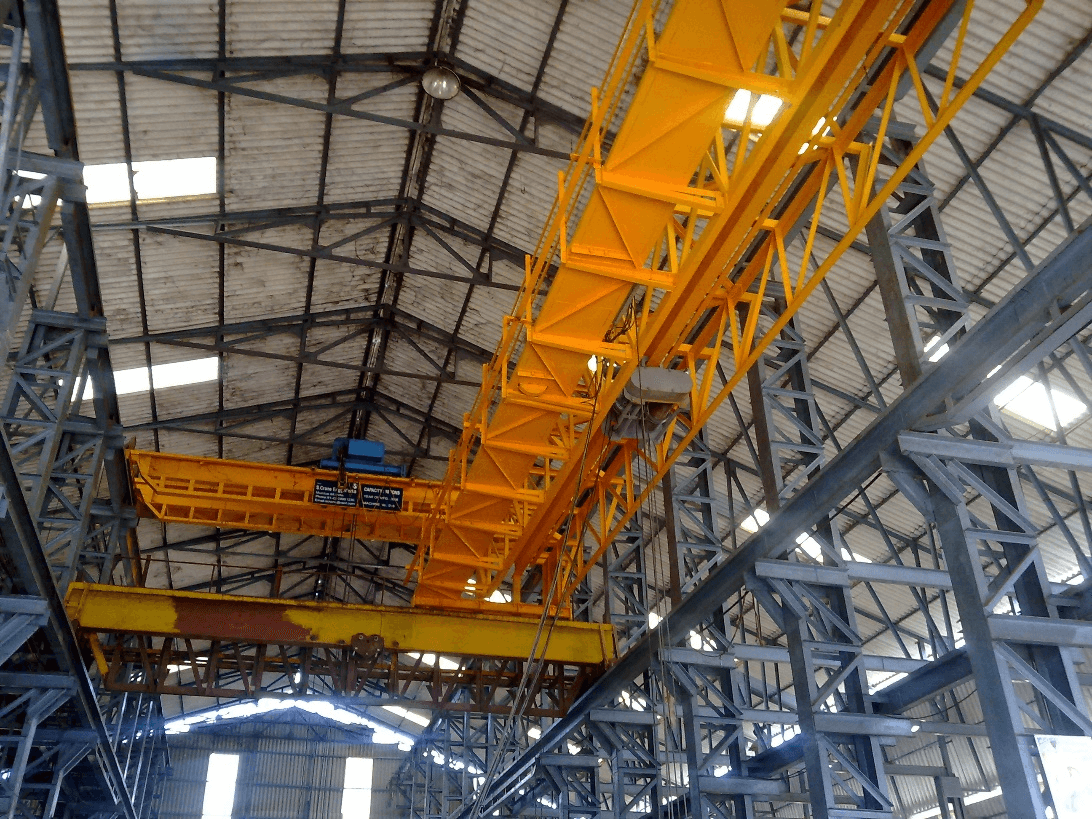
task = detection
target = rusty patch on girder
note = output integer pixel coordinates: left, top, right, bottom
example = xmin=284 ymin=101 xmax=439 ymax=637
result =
xmin=173 ymin=597 xmax=311 ymax=644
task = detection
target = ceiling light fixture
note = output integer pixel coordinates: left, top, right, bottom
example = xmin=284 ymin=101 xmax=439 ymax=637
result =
xmin=421 ymin=66 xmax=461 ymax=100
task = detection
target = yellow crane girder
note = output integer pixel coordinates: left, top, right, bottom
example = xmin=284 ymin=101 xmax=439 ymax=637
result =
xmin=121 ymin=0 xmax=1041 ymax=619
xmin=65 ymin=583 xmax=615 ymax=669
xmin=127 ymin=448 xmax=450 ymax=543
xmin=413 ymin=0 xmax=1041 ymax=606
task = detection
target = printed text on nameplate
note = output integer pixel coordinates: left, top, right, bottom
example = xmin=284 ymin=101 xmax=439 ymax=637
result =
xmin=313 ymin=479 xmax=403 ymax=511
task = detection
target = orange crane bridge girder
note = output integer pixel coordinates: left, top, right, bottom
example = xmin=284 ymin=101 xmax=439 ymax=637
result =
xmin=123 ymin=0 xmax=1041 ymax=613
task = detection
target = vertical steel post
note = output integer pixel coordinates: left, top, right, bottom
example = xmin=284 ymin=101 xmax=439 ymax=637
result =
xmin=870 ymin=134 xmax=1089 ymax=819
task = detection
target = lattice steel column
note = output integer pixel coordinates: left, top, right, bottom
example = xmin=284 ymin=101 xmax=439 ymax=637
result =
xmin=744 ymin=299 xmax=891 ymax=818
xmin=668 ymin=431 xmax=729 ymax=599
xmin=0 ymin=9 xmax=79 ymax=356
xmin=869 ymin=135 xmax=1090 ymax=819
xmin=605 ymin=505 xmax=654 ymax=656
xmin=865 ymin=134 xmax=971 ymax=386
xmin=749 ymin=311 xmax=826 ymax=502
xmin=0 ymin=3 xmax=160 ymax=818
xmin=0 ymin=311 xmax=121 ymax=591
xmin=896 ymin=430 xmax=1091 ymax=819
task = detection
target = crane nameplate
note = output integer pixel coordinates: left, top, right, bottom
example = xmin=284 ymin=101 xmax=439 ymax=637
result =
xmin=313 ymin=479 xmax=403 ymax=511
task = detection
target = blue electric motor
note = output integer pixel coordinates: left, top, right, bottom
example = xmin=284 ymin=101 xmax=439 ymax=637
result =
xmin=319 ymin=438 xmax=406 ymax=477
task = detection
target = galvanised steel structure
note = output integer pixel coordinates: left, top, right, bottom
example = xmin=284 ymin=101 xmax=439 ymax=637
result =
xmin=63 ymin=1 xmax=1089 ymax=655
xmin=390 ymin=195 xmax=1092 ymax=819
xmin=0 ymin=1 xmax=166 ymax=816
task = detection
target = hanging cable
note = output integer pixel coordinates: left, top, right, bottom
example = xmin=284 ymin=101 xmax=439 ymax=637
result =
xmin=464 ymin=347 xmax=608 ymax=819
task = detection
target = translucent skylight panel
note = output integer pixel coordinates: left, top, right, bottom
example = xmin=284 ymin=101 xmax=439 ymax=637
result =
xmin=724 ymin=90 xmax=782 ymax=127
xmin=342 ymin=758 xmax=374 ymax=819
xmin=740 ymin=507 xmax=770 ymax=533
xmin=404 ymin=652 xmax=460 ymax=671
xmin=200 ymin=753 xmax=240 ymax=819
xmin=83 ymin=164 xmax=132 ymax=205
xmin=84 ymin=157 xmax=217 ymax=205
xmin=994 ymin=375 xmax=1087 ymax=430
xmin=382 ymin=705 xmax=431 ymax=726
xmin=910 ymin=786 xmax=1002 ymax=819
xmin=150 ymin=356 xmax=220 ymax=390
xmin=924 ymin=335 xmax=949 ymax=362
xmin=112 ymin=366 xmax=151 ymax=395
xmin=94 ymin=356 xmax=220 ymax=399
xmin=796 ymin=531 xmax=822 ymax=559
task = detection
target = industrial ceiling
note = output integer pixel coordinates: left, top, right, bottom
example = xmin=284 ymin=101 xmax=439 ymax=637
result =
xmin=9 ymin=0 xmax=1092 ymax=814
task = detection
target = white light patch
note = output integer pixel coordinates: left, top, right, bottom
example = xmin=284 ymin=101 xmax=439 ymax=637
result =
xmin=910 ymin=786 xmax=1003 ymax=819
xmin=163 ymin=699 xmax=414 ymax=748
xmin=924 ymin=335 xmax=949 ymax=362
xmin=768 ymin=724 xmax=799 ymax=748
xmin=1037 ymin=734 xmax=1092 ymax=819
xmin=200 ymin=753 xmax=240 ymax=819
xmin=994 ymin=375 xmax=1086 ymax=430
xmin=527 ymin=726 xmax=542 ymax=740
xmin=152 ymin=356 xmax=220 ymax=389
xmin=405 ymin=652 xmax=460 ymax=671
xmin=740 ymin=507 xmax=769 ymax=533
xmin=342 ymin=757 xmax=374 ymax=819
xmin=92 ymin=356 xmax=219 ymax=400
xmin=84 ymin=157 xmax=217 ymax=205
xmin=648 ymin=611 xmax=662 ymax=629
xmin=868 ymin=671 xmax=907 ymax=694
xmin=725 ymin=90 xmax=782 ymax=127
xmin=796 ymin=532 xmax=822 ymax=559
xmin=688 ymin=630 xmax=715 ymax=651
xmin=382 ymin=705 xmax=431 ymax=727
xmin=83 ymin=164 xmax=131 ymax=205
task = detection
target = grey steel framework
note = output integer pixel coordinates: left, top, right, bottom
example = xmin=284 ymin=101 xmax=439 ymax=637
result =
xmin=0 ymin=1 xmax=166 ymax=817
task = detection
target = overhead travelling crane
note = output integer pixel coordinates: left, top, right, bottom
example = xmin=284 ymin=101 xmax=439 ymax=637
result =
xmin=65 ymin=0 xmax=1040 ymax=698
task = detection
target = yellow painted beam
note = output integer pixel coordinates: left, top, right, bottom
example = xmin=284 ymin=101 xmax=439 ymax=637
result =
xmin=64 ymin=583 xmax=616 ymax=666
xmin=127 ymin=449 xmax=451 ymax=543
xmin=415 ymin=0 xmax=794 ymax=603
